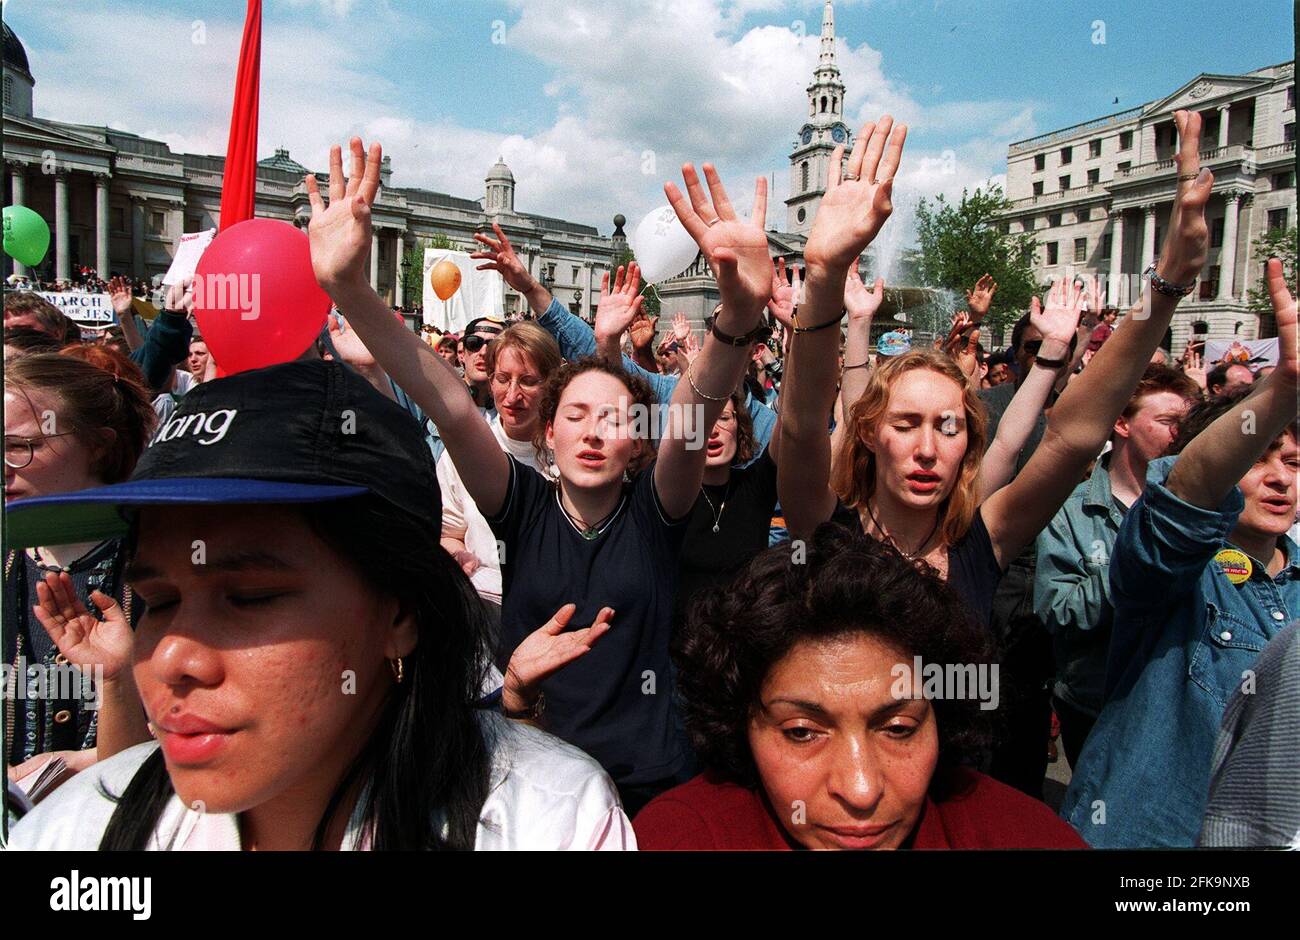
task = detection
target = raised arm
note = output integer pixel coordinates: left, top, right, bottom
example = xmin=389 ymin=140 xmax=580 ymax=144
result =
xmin=1167 ymin=259 xmax=1297 ymax=508
xmin=654 ymin=164 xmax=772 ymax=518
xmin=472 ymin=222 xmax=554 ymax=318
xmin=307 ymin=138 xmax=509 ymax=516
xmin=778 ymin=116 xmax=907 ymax=539
xmin=978 ymin=289 xmax=1084 ymax=500
xmin=840 ymin=268 xmax=882 ymax=416
xmin=980 ymin=109 xmax=1213 ymax=567
xmin=592 ymin=263 xmax=645 ymax=364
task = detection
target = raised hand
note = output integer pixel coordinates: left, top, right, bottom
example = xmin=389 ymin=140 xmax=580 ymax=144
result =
xmin=1155 ymin=110 xmax=1213 ymax=287
xmin=665 ymin=164 xmax=772 ymax=316
xmin=671 ymin=311 xmax=692 ymax=342
xmin=1182 ymin=345 xmax=1207 ymax=391
xmin=951 ymin=326 xmax=981 ymax=381
xmin=502 ymin=604 xmax=613 ymax=716
xmin=594 ymin=263 xmax=646 ymax=343
xmin=471 ymin=222 xmax=535 ymax=295
xmin=966 ymin=274 xmax=997 ymax=322
xmin=803 ymin=116 xmax=908 ymax=271
xmin=328 ymin=315 xmax=377 ymax=369
xmin=1032 ymin=277 xmax=1087 ymax=344
xmin=1265 ymin=258 xmax=1297 ymax=386
xmin=845 ymin=268 xmax=884 ymax=322
xmin=306 ymin=137 xmax=384 ymax=292
xmin=767 ymin=257 xmax=800 ymax=330
xmin=629 ymin=312 xmax=658 ymax=351
xmin=107 ymin=276 xmax=133 ymax=316
xmin=32 ymin=572 xmax=131 ymax=681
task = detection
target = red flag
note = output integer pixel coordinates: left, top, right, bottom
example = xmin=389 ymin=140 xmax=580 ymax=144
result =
xmin=218 ymin=0 xmax=262 ymax=231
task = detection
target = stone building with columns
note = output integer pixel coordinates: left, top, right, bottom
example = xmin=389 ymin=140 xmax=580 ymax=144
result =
xmin=1 ymin=23 xmax=613 ymax=320
xmin=998 ymin=60 xmax=1295 ymax=349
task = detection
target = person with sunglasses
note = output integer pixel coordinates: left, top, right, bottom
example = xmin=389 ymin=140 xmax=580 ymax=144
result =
xmin=460 ymin=317 xmax=506 ymax=409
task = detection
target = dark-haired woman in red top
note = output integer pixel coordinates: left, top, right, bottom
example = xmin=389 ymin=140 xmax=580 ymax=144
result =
xmin=634 ymin=525 xmax=1085 ymax=850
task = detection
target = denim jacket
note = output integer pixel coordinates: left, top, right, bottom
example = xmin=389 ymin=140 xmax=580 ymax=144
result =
xmin=1061 ymin=455 xmax=1300 ymax=847
xmin=535 ymin=298 xmax=776 ymax=462
xmin=1033 ymin=455 xmax=1126 ymax=716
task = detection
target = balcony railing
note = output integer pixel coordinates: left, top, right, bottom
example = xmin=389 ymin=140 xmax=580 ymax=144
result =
xmin=1008 ymin=106 xmax=1144 ymax=155
xmin=1116 ymin=144 xmax=1249 ymax=179
xmin=1255 ymin=140 xmax=1297 ymax=160
xmin=1008 ymin=183 xmax=1107 ymax=208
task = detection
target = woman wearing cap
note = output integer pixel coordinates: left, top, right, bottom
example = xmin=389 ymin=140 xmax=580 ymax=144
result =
xmin=6 ymin=351 xmax=634 ymax=850
xmin=308 ymin=137 xmax=774 ymax=815
xmin=634 ymin=526 xmax=1086 ymax=849
xmin=778 ymin=111 xmax=1213 ymax=627
xmin=4 ymin=347 xmax=156 ymax=787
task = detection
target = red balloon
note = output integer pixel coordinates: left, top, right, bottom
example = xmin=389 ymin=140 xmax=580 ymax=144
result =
xmin=193 ymin=218 xmax=331 ymax=375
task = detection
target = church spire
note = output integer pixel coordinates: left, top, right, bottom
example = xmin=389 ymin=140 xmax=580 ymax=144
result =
xmin=819 ymin=0 xmax=836 ymax=70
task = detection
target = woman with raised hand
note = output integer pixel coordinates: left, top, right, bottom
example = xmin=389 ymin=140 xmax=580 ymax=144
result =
xmin=306 ymin=137 xmax=774 ymax=815
xmin=778 ymin=111 xmax=1211 ymax=626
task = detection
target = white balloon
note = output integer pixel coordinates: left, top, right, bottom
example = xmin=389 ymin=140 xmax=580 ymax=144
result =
xmin=632 ymin=205 xmax=700 ymax=284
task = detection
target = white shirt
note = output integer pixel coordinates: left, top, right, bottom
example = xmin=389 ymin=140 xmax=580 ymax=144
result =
xmin=437 ymin=415 xmax=552 ymax=605
xmin=7 ymin=714 xmax=635 ymax=851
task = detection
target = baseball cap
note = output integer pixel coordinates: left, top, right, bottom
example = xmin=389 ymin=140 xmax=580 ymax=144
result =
xmin=4 ymin=358 xmax=440 ymax=548
xmin=464 ymin=316 xmax=506 ymax=338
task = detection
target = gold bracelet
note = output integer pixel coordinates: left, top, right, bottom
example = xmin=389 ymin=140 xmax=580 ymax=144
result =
xmin=685 ymin=360 xmax=731 ymax=402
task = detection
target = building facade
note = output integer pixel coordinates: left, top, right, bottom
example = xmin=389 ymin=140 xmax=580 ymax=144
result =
xmin=999 ymin=61 xmax=1295 ymax=347
xmin=1 ymin=23 xmax=613 ymax=320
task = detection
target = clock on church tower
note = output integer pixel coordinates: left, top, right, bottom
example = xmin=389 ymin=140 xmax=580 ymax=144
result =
xmin=785 ymin=2 xmax=853 ymax=235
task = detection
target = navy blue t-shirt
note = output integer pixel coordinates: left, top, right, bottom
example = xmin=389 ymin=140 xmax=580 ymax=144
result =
xmin=486 ymin=455 xmax=692 ymax=787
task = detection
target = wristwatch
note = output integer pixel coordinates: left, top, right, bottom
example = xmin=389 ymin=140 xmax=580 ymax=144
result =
xmin=710 ymin=319 xmax=773 ymax=347
xmin=502 ymin=691 xmax=546 ymax=721
xmin=1143 ymin=262 xmax=1197 ymax=298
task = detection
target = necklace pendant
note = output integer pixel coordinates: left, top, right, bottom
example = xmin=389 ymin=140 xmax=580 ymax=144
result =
xmin=712 ymin=523 xmax=720 ymax=533
xmin=582 ymin=527 xmax=599 ymax=541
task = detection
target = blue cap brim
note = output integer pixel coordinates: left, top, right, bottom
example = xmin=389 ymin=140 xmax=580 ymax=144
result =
xmin=4 ymin=478 xmax=370 ymax=548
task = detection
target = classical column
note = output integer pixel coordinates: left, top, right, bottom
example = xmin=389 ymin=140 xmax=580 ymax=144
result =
xmin=94 ymin=173 xmax=111 ymax=278
xmin=1141 ymin=205 xmax=1157 ymax=275
xmin=8 ymin=161 xmax=27 ymax=275
xmin=1108 ymin=210 xmax=1125 ymax=305
xmin=393 ymin=233 xmax=405 ymax=309
xmin=1217 ymin=105 xmax=1230 ymax=149
xmin=131 ymin=196 xmax=146 ymax=278
xmin=370 ymin=230 xmax=380 ymax=291
xmin=1218 ymin=192 xmax=1242 ymax=301
xmin=54 ymin=171 xmax=71 ymax=282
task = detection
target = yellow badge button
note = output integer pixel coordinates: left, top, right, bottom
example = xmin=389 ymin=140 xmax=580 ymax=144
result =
xmin=1214 ymin=548 xmax=1252 ymax=585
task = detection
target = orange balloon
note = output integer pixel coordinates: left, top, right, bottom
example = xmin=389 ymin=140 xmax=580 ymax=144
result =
xmin=431 ymin=259 xmax=462 ymax=301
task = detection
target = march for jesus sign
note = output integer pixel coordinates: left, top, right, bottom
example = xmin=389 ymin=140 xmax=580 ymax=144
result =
xmin=37 ymin=291 xmax=116 ymax=326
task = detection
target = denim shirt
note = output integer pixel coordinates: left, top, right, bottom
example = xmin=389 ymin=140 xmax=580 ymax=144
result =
xmin=535 ymin=298 xmax=776 ymax=464
xmin=1061 ymin=455 xmax=1300 ymax=847
xmin=1033 ymin=455 xmax=1126 ymax=716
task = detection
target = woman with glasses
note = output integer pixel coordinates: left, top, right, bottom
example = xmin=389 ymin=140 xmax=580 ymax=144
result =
xmin=4 ymin=346 xmax=157 ymax=786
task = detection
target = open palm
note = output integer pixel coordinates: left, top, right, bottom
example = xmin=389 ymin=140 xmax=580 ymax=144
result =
xmin=306 ymin=137 xmax=384 ymax=292
xmin=32 ymin=571 xmax=131 ymax=681
xmin=1265 ymin=258 xmax=1297 ymax=386
xmin=594 ymin=263 xmax=645 ymax=342
xmin=503 ymin=605 xmax=613 ymax=712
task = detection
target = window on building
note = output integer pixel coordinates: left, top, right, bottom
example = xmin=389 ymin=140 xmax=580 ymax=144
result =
xmin=1269 ymin=208 xmax=1289 ymax=231
xmin=1000 ymin=222 xmax=1010 ymax=235
xmin=546 ymin=263 xmax=557 ymax=281
xmin=112 ymin=206 xmax=126 ymax=233
xmin=801 ymin=161 xmax=809 ymax=192
xmin=1087 ymin=168 xmax=1100 ymax=185
xmin=1118 ymin=130 xmax=1133 ymax=151
xmin=1060 ymin=146 xmax=1072 ymax=164
xmin=820 ymin=96 xmax=828 ymax=113
xmin=1273 ymin=171 xmax=1295 ymax=190
xmin=1049 ymin=212 xmax=1061 ymax=228
xmin=1034 ymin=154 xmax=1045 ymax=171
xmin=1288 ymin=85 xmax=1296 ymax=110
xmin=149 ymin=211 xmax=165 ymax=236
xmin=1089 ymin=139 xmax=1102 ymax=158
xmin=2 ymin=75 xmax=10 ymax=109
xmin=1074 ymin=238 xmax=1087 ymax=263
xmin=1117 ymin=160 xmax=1131 ymax=172
xmin=1032 ymin=180 xmax=1043 ymax=196
xmin=1210 ymin=217 xmax=1224 ymax=248
xmin=571 ymin=266 xmax=580 ymax=283
xmin=1046 ymin=242 xmax=1059 ymax=265
xmin=1192 ymin=321 xmax=1209 ymax=335
xmin=1285 ymin=123 xmax=1296 ymax=143
xmin=1059 ymin=175 xmax=1070 ymax=191
xmin=184 ymin=215 xmax=203 ymax=234
xmin=1200 ymin=266 xmax=1220 ymax=300
xmin=1102 ymin=232 xmax=1113 ymax=258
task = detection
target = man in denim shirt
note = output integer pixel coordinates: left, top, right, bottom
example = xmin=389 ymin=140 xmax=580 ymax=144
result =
xmin=470 ymin=223 xmax=777 ymax=465
xmin=1034 ymin=366 xmax=1198 ymax=766
xmin=1062 ymin=261 xmax=1298 ymax=846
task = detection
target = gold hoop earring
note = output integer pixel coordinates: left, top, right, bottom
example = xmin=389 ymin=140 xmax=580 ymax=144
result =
xmin=390 ymin=656 xmax=404 ymax=684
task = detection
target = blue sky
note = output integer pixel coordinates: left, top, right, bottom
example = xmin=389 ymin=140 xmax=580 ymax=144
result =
xmin=4 ymin=0 xmax=1292 ymax=233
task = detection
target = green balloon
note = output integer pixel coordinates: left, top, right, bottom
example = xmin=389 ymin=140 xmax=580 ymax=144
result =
xmin=3 ymin=204 xmax=51 ymax=267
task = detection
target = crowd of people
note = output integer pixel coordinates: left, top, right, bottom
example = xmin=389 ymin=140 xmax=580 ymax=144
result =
xmin=2 ymin=109 xmax=1297 ymax=851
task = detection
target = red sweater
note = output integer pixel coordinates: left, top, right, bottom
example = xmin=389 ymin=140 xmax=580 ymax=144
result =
xmin=634 ymin=768 xmax=1087 ymax=850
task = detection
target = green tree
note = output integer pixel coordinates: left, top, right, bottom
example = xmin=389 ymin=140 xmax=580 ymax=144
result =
xmin=403 ymin=233 xmax=455 ymax=308
xmin=613 ymin=246 xmax=662 ymax=318
xmin=914 ymin=184 xmax=1039 ymax=339
xmin=1246 ymin=226 xmax=1297 ymax=331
